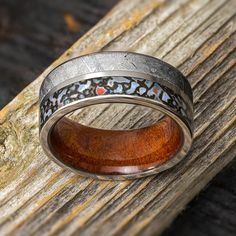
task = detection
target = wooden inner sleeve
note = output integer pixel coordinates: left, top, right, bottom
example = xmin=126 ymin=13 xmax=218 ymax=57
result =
xmin=49 ymin=116 xmax=183 ymax=175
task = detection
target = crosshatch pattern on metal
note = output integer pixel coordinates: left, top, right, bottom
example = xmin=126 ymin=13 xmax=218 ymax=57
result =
xmin=40 ymin=76 xmax=189 ymax=126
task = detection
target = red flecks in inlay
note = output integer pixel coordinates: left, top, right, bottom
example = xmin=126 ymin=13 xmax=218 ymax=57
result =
xmin=96 ymin=86 xmax=106 ymax=95
xmin=153 ymin=87 xmax=158 ymax=94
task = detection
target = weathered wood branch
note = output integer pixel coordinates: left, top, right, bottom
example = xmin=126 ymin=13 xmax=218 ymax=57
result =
xmin=0 ymin=0 xmax=235 ymax=235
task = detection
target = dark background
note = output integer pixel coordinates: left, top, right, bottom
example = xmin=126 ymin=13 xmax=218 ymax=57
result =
xmin=0 ymin=1 xmax=236 ymax=235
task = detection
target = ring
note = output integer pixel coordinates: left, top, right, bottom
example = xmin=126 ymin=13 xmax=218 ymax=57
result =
xmin=39 ymin=51 xmax=193 ymax=180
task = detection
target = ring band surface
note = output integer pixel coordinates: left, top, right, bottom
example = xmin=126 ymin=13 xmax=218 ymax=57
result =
xmin=39 ymin=51 xmax=193 ymax=180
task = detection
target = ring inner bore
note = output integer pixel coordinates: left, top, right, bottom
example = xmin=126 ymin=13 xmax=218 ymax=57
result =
xmin=48 ymin=103 xmax=183 ymax=175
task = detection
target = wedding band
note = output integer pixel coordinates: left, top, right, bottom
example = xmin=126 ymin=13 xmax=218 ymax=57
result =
xmin=39 ymin=51 xmax=193 ymax=180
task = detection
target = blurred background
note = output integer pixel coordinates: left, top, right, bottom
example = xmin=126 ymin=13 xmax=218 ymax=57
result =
xmin=0 ymin=0 xmax=118 ymax=108
xmin=0 ymin=1 xmax=235 ymax=236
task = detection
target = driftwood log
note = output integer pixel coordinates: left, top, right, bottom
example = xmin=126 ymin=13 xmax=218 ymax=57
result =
xmin=0 ymin=0 xmax=236 ymax=235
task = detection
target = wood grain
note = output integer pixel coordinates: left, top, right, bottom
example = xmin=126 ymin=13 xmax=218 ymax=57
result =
xmin=50 ymin=116 xmax=182 ymax=174
xmin=0 ymin=0 xmax=235 ymax=235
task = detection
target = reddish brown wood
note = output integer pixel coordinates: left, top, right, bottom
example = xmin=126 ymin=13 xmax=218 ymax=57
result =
xmin=49 ymin=116 xmax=183 ymax=175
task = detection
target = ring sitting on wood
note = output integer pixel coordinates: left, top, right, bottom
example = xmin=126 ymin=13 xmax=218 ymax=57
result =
xmin=39 ymin=51 xmax=193 ymax=180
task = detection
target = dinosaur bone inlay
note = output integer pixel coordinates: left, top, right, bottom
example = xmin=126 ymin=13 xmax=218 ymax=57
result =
xmin=40 ymin=76 xmax=188 ymax=126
